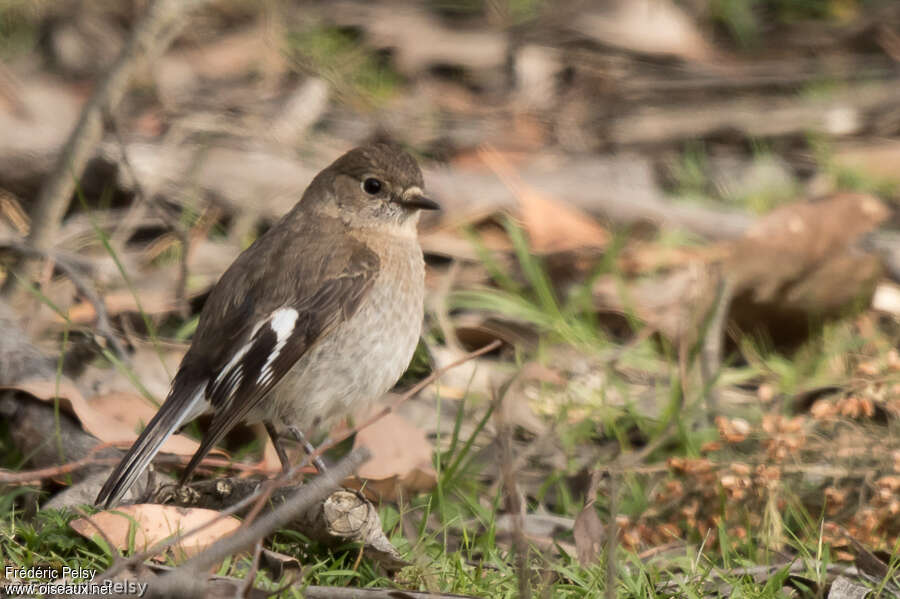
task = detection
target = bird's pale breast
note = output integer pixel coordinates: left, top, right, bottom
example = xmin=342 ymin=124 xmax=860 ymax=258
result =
xmin=261 ymin=235 xmax=425 ymax=431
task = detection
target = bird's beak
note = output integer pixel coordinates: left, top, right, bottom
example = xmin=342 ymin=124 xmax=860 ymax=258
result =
xmin=398 ymin=188 xmax=440 ymax=211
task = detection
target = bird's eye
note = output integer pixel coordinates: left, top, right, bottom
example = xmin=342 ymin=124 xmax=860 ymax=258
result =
xmin=362 ymin=177 xmax=383 ymax=195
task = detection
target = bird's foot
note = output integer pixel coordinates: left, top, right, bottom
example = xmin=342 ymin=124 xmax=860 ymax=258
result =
xmin=287 ymin=425 xmax=328 ymax=474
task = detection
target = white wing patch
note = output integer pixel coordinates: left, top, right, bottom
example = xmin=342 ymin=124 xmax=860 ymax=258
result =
xmin=258 ymin=308 xmax=299 ymax=384
xmin=209 ymin=307 xmax=299 ymax=404
xmin=214 ymin=345 xmax=249 ymax=384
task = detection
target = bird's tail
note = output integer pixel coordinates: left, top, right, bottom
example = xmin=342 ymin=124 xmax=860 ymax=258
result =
xmin=95 ymin=388 xmax=206 ymax=508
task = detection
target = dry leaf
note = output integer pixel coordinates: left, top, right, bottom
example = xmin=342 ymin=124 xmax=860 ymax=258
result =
xmin=78 ymin=345 xmax=186 ymax=402
xmin=5 ymin=379 xmax=200 ymax=455
xmin=729 ymin=193 xmax=889 ymax=305
xmin=517 ymin=189 xmax=609 ymax=254
xmin=575 ymin=0 xmax=716 ymax=63
xmin=828 ymin=576 xmax=872 ymax=599
xmin=65 ymin=289 xmax=177 ymax=323
xmin=478 ymin=147 xmax=609 ymax=254
xmin=573 ymin=502 xmax=605 ymax=567
xmin=872 ymin=282 xmax=900 ymax=315
xmin=70 ymin=504 xmax=241 ymax=563
xmin=348 ymin=412 xmax=436 ymax=501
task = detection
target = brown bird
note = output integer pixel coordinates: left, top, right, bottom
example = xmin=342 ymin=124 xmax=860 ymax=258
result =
xmin=96 ymin=143 xmax=438 ymax=508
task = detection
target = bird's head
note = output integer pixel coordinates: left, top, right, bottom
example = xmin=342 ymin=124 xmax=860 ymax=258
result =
xmin=304 ymin=143 xmax=439 ymax=232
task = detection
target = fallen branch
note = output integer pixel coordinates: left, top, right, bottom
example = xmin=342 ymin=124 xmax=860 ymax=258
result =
xmin=109 ymin=570 xmax=483 ymax=599
xmin=608 ymin=80 xmax=900 ymax=146
xmin=0 ymin=449 xmax=278 ymax=485
xmin=301 ymin=589 xmax=481 ymax=599
xmin=158 ymin=481 xmax=406 ymax=569
xmin=142 ymin=448 xmax=371 ymax=599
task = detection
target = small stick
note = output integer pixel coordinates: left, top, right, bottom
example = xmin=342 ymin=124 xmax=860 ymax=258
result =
xmin=1 ymin=240 xmax=128 ymax=359
xmin=0 ymin=444 xmax=282 ymax=484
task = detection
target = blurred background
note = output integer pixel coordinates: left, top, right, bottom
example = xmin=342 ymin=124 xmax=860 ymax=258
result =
xmin=3 ymin=0 xmax=900 ymax=596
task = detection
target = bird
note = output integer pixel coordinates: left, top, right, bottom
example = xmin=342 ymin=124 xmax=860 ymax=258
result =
xmin=96 ymin=143 xmax=439 ymax=508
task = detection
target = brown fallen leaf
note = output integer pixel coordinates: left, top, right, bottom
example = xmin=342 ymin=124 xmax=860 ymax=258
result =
xmin=78 ymin=345 xmax=186 ymax=403
xmin=65 ymin=289 xmax=178 ymax=323
xmin=71 ymin=504 xmax=241 ymax=563
xmin=347 ymin=412 xmax=436 ymax=501
xmin=573 ymin=473 xmax=606 ymax=567
xmin=728 ymin=192 xmax=889 ymax=305
xmin=479 ymin=146 xmax=609 ymax=254
xmin=517 ymin=189 xmax=610 ymax=254
xmin=4 ymin=379 xmax=200 ymax=455
xmin=595 ymin=193 xmax=889 ymax=348
xmin=834 ymin=140 xmax=900 ymax=181
xmin=574 ymin=0 xmax=718 ymax=63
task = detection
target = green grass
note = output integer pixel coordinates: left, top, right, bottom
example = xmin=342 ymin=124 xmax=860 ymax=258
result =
xmin=711 ymin=0 xmax=857 ymax=48
xmin=808 ymin=134 xmax=900 ymax=200
xmin=2 ymin=491 xmax=891 ymax=597
xmin=4 ymin=210 xmax=900 ymax=597
xmin=668 ymin=141 xmax=797 ymax=214
xmin=286 ymin=26 xmax=400 ymax=107
xmin=0 ymin=2 xmax=39 ymax=59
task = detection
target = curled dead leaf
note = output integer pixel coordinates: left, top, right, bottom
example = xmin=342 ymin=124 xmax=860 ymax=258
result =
xmin=4 ymin=379 xmax=199 ymax=455
xmin=70 ymin=504 xmax=241 ymax=563
xmin=478 ymin=146 xmax=609 ymax=254
xmin=347 ymin=412 xmax=436 ymax=501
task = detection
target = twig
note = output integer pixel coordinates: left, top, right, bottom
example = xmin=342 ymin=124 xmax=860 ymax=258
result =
xmin=239 ymin=539 xmax=264 ymax=598
xmin=604 ymin=467 xmax=619 ymax=599
xmin=300 ymin=589 xmax=482 ymax=599
xmin=106 ymin=112 xmax=192 ymax=317
xmin=493 ymin=374 xmax=531 ymax=599
xmin=0 ymin=450 xmax=279 ymax=485
xmin=0 ymin=239 xmax=128 ymax=359
xmin=0 ymin=441 xmax=114 ymax=484
xmin=1 ymin=0 xmax=208 ymax=296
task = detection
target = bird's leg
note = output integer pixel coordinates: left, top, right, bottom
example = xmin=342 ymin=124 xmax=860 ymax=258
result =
xmin=286 ymin=425 xmax=328 ymax=473
xmin=264 ymin=420 xmax=292 ymax=474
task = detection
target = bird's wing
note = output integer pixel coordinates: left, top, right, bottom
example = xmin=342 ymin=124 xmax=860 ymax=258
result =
xmin=96 ymin=227 xmax=379 ymax=507
xmin=180 ymin=248 xmax=378 ymax=482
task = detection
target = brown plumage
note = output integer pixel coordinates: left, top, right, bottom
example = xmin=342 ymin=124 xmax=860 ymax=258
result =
xmin=96 ymin=144 xmax=438 ymax=508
